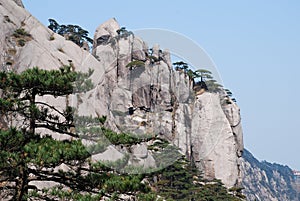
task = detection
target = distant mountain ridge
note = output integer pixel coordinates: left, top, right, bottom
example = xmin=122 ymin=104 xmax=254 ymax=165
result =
xmin=242 ymin=149 xmax=300 ymax=200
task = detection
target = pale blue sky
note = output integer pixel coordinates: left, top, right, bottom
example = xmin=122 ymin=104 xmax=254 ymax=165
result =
xmin=23 ymin=0 xmax=300 ymax=170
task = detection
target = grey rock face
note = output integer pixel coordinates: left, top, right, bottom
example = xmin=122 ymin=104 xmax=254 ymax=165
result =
xmin=222 ymin=98 xmax=244 ymax=158
xmin=191 ymin=93 xmax=241 ymax=187
xmin=132 ymin=36 xmax=147 ymax=61
xmin=92 ymin=19 xmax=244 ymax=187
xmin=0 ymin=0 xmax=244 ymax=189
xmin=13 ymin=0 xmax=24 ymax=7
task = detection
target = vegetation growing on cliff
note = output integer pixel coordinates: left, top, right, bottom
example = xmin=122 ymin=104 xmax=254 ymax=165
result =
xmin=172 ymin=61 xmax=240 ymax=104
xmin=12 ymin=28 xmax=32 ymax=47
xmin=48 ymin=19 xmax=93 ymax=47
xmin=116 ymin=27 xmax=133 ymax=38
xmin=0 ymin=67 xmax=242 ymax=200
xmin=173 ymin=61 xmax=224 ymax=93
xmin=126 ymin=60 xmax=145 ymax=70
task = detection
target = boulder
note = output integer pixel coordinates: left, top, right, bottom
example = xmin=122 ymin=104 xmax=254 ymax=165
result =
xmin=91 ymin=145 xmax=124 ymax=162
xmin=130 ymin=143 xmax=156 ymax=169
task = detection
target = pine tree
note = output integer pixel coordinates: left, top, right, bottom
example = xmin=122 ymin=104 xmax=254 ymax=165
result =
xmin=193 ymin=69 xmax=213 ymax=80
xmin=48 ymin=19 xmax=93 ymax=47
xmin=0 ymin=66 xmax=149 ymax=200
xmin=152 ymin=157 xmax=242 ymax=201
xmin=0 ymin=66 xmax=91 ymax=200
xmin=173 ymin=61 xmax=189 ymax=71
xmin=193 ymin=69 xmax=224 ymax=93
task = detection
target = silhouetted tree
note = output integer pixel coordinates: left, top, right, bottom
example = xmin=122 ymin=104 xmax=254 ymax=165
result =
xmin=48 ymin=19 xmax=93 ymax=47
xmin=173 ymin=61 xmax=189 ymax=71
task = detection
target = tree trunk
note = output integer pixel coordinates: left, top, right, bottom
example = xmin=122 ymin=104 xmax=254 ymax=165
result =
xmin=15 ymin=156 xmax=28 ymax=201
xmin=15 ymin=90 xmax=36 ymax=200
xmin=29 ymin=90 xmax=36 ymax=134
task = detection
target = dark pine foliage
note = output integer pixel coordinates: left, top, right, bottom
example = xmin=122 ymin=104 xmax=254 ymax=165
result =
xmin=0 ymin=67 xmax=149 ymax=200
xmin=48 ymin=19 xmax=93 ymax=47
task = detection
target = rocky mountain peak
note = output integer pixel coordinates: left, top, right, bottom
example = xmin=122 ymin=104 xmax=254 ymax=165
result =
xmin=94 ymin=18 xmax=120 ymax=41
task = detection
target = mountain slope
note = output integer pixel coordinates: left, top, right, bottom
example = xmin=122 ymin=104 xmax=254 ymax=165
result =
xmin=242 ymin=149 xmax=300 ymax=201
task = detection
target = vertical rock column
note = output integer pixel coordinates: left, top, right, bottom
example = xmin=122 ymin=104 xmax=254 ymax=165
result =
xmin=191 ymin=92 xmax=241 ymax=187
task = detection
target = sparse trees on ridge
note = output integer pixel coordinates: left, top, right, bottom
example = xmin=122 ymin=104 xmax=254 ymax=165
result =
xmin=48 ymin=19 xmax=93 ymax=47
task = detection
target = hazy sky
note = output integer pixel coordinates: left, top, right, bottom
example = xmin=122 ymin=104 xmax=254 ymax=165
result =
xmin=22 ymin=0 xmax=300 ymax=170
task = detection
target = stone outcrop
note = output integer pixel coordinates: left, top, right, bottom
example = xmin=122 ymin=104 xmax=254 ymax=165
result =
xmin=0 ymin=0 xmax=243 ymax=188
xmin=91 ymin=18 xmax=244 ymax=187
xmin=191 ymin=93 xmax=242 ymax=187
xmin=0 ymin=0 xmax=102 ymax=79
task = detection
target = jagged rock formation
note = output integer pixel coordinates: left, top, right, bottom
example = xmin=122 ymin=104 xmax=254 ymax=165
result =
xmin=91 ymin=18 xmax=244 ymax=187
xmin=0 ymin=0 xmax=243 ymax=188
xmin=241 ymin=149 xmax=300 ymax=201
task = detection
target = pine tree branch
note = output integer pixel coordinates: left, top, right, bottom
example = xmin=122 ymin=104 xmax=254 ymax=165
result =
xmin=35 ymin=124 xmax=78 ymax=138
xmin=36 ymin=118 xmax=72 ymax=129
xmin=34 ymin=101 xmax=65 ymax=116
xmin=0 ymin=186 xmax=15 ymax=190
xmin=0 ymin=177 xmax=16 ymax=183
xmin=28 ymin=168 xmax=101 ymax=194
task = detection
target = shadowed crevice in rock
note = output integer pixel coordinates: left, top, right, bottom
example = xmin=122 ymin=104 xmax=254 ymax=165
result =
xmin=13 ymin=0 xmax=24 ymax=7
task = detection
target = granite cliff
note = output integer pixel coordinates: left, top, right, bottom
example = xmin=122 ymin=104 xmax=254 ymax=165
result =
xmin=91 ymin=18 xmax=244 ymax=187
xmin=0 ymin=0 xmax=244 ymax=188
xmin=2 ymin=1 xmax=299 ymax=200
